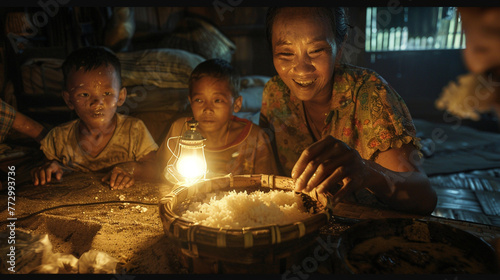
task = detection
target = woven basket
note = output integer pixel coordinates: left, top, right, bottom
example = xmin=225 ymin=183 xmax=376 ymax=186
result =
xmin=159 ymin=174 xmax=333 ymax=273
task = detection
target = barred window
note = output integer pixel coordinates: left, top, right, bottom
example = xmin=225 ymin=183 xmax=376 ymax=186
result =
xmin=365 ymin=7 xmax=466 ymax=52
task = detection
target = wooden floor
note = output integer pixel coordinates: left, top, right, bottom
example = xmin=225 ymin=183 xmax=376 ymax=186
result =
xmin=430 ymin=167 xmax=500 ymax=227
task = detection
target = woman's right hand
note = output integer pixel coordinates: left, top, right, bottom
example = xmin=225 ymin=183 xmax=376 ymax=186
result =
xmin=31 ymin=160 xmax=65 ymax=186
xmin=291 ymin=135 xmax=370 ymax=203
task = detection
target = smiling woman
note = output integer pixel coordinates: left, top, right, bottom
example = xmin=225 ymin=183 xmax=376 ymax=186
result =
xmin=259 ymin=7 xmax=437 ymax=215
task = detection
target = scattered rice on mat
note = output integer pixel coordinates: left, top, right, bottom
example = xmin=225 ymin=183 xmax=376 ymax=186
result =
xmin=181 ymin=190 xmax=313 ymax=228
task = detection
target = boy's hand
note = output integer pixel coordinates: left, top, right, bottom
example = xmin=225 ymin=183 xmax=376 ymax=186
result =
xmin=31 ymin=160 xmax=65 ymax=186
xmin=102 ymin=166 xmax=135 ymax=190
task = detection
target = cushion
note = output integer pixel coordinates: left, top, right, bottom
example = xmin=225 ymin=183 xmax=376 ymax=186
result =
xmin=21 ymin=48 xmax=206 ymax=95
xmin=159 ymin=17 xmax=236 ymax=62
xmin=238 ymin=76 xmax=270 ymax=112
xmin=119 ymin=87 xmax=190 ymax=115
xmin=117 ymin=48 xmax=205 ymax=89
xmin=21 ymin=58 xmax=64 ymax=97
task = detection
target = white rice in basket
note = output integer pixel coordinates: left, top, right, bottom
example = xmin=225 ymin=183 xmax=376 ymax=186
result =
xmin=181 ymin=190 xmax=313 ymax=228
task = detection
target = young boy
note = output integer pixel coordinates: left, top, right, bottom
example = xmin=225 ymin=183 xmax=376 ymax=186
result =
xmin=31 ymin=46 xmax=158 ymax=189
xmin=157 ymin=59 xmax=277 ymax=182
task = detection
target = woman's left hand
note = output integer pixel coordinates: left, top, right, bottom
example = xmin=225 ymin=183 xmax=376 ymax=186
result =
xmin=291 ymin=135 xmax=370 ymax=202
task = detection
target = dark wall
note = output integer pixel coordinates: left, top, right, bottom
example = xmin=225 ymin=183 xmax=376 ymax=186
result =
xmin=0 ymin=6 xmax=476 ymax=127
xmin=364 ymin=50 xmax=468 ymax=123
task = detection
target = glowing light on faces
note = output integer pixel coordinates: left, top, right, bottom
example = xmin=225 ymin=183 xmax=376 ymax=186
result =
xmin=271 ymin=8 xmax=337 ymax=102
xmin=63 ymin=65 xmax=125 ymax=130
xmin=189 ymin=76 xmax=236 ymax=134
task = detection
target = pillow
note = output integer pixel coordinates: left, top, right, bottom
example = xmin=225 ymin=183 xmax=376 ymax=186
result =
xmin=117 ymin=48 xmax=205 ymax=89
xmin=21 ymin=58 xmax=64 ymax=97
xmin=159 ymin=17 xmax=236 ymax=62
xmin=119 ymin=86 xmax=190 ymax=115
xmin=240 ymin=75 xmax=271 ymax=88
xmin=238 ymin=76 xmax=270 ymax=113
xmin=21 ymin=48 xmax=205 ymax=98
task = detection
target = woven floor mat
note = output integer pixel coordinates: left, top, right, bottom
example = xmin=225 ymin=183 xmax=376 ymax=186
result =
xmin=430 ymin=168 xmax=500 ymax=227
xmin=475 ymin=191 xmax=500 ymax=216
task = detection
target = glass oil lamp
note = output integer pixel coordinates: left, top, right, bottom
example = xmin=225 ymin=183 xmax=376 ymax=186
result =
xmin=165 ymin=118 xmax=207 ymax=186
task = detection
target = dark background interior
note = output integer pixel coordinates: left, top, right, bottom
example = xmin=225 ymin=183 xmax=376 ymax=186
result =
xmin=1 ymin=6 xmax=492 ymax=132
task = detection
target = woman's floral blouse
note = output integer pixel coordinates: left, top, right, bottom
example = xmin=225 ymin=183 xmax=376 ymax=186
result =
xmin=260 ymin=63 xmax=421 ymax=176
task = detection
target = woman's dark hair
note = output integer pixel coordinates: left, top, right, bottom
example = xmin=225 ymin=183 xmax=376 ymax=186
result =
xmin=265 ymin=7 xmax=349 ymax=51
xmin=62 ymin=46 xmax=122 ymax=89
xmin=189 ymin=58 xmax=241 ymax=99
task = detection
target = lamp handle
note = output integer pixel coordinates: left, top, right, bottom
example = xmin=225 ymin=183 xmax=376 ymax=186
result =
xmin=167 ymin=136 xmax=181 ymax=160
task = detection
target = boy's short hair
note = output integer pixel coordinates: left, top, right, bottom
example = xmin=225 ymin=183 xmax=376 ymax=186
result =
xmin=62 ymin=46 xmax=122 ymax=89
xmin=188 ymin=58 xmax=241 ymax=99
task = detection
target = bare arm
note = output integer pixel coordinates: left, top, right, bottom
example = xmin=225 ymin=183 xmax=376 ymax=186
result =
xmin=292 ymin=136 xmax=437 ymax=215
xmin=366 ymin=144 xmax=437 ymax=215
xmin=12 ymin=111 xmax=47 ymax=142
